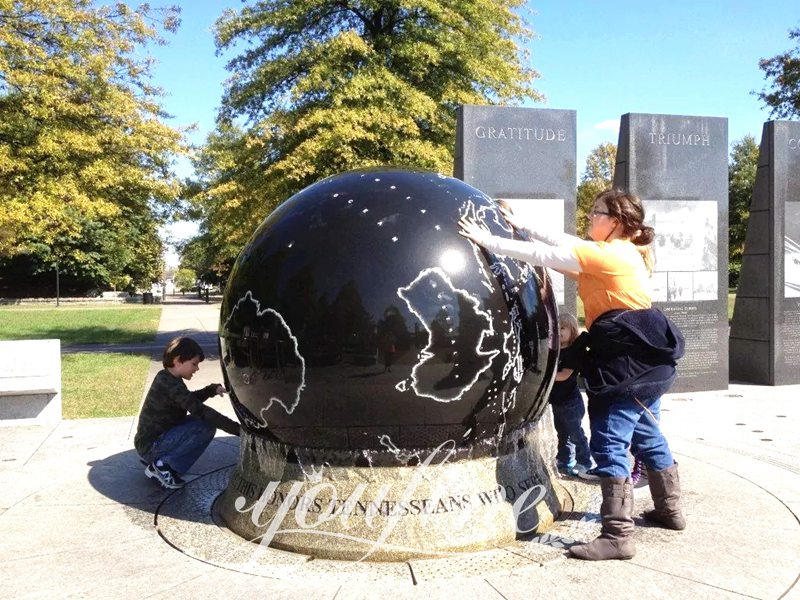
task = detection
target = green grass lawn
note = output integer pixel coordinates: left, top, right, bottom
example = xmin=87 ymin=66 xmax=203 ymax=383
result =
xmin=728 ymin=291 xmax=736 ymax=321
xmin=0 ymin=305 xmax=161 ymax=345
xmin=0 ymin=304 xmax=161 ymax=418
xmin=61 ymin=353 xmax=152 ymax=418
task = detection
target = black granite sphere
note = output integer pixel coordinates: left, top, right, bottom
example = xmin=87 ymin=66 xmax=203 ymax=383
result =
xmin=220 ymin=168 xmax=558 ymax=455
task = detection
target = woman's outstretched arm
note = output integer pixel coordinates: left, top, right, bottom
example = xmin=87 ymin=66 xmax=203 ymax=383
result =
xmin=458 ymin=217 xmax=581 ymax=272
xmin=498 ymin=204 xmax=584 ymax=247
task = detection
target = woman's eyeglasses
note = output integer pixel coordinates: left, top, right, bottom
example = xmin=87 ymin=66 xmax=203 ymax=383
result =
xmin=588 ymin=210 xmax=611 ymax=218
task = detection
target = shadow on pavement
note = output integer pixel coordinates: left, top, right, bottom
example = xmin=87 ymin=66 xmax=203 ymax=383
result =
xmin=86 ymin=437 xmax=239 ymax=524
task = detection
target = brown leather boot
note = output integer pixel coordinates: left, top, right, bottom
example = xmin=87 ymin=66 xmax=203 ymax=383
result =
xmin=569 ymin=477 xmax=635 ymax=560
xmin=643 ymin=463 xmax=686 ymax=530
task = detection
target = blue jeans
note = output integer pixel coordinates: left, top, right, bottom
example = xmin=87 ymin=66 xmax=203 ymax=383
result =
xmin=551 ymin=392 xmax=592 ymax=468
xmin=588 ymin=394 xmax=674 ymax=478
xmin=141 ymin=418 xmax=216 ymax=474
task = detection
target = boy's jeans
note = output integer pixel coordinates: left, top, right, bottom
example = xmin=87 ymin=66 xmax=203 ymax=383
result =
xmin=588 ymin=394 xmax=674 ymax=478
xmin=142 ymin=418 xmax=216 ymax=474
xmin=551 ymin=393 xmax=592 ymax=468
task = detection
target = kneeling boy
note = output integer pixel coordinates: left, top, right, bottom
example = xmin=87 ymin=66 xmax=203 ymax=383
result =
xmin=135 ymin=336 xmax=240 ymax=489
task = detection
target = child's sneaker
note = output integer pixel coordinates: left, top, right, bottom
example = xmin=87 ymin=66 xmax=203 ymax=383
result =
xmin=145 ymin=461 xmax=185 ymax=489
xmin=573 ymin=463 xmax=594 ymax=477
xmin=577 ymin=466 xmax=602 ymax=481
xmin=556 ymin=462 xmax=577 ymax=477
xmin=630 ymin=458 xmax=646 ymax=487
xmin=631 ymin=460 xmax=650 ymax=489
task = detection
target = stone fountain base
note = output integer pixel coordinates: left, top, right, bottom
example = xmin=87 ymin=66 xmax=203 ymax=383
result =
xmin=217 ymin=418 xmax=564 ymax=561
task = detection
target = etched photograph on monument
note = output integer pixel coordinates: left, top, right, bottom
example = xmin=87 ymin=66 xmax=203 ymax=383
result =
xmin=650 ymin=271 xmax=668 ymax=302
xmin=497 ymin=197 xmax=565 ymax=306
xmin=785 ymin=203 xmax=800 ymax=298
xmin=644 ymin=199 xmax=719 ymax=301
xmin=667 ymin=272 xmax=694 ymax=302
xmin=692 ymin=270 xmax=718 ymax=301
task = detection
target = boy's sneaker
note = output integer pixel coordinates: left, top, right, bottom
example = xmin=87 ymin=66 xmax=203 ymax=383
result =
xmin=145 ymin=461 xmax=185 ymax=489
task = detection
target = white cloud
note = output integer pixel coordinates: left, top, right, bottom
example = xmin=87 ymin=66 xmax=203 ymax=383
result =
xmin=164 ymin=220 xmax=200 ymax=240
xmin=594 ymin=119 xmax=620 ymax=131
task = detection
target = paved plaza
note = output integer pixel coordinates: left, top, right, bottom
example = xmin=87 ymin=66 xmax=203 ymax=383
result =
xmin=1 ymin=297 xmax=798 ymax=599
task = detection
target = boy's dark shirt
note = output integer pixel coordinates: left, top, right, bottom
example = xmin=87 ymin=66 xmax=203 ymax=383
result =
xmin=134 ymin=369 xmax=240 ymax=456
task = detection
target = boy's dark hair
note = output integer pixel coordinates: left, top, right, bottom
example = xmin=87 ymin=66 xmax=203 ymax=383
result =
xmin=162 ymin=336 xmax=205 ymax=368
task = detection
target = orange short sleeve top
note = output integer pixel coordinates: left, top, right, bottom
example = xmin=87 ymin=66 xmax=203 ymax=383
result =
xmin=572 ymin=239 xmax=651 ymax=329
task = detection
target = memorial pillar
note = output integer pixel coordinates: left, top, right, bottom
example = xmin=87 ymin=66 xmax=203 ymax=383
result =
xmin=455 ymin=105 xmax=578 ymax=315
xmin=730 ymin=120 xmax=800 ymax=385
xmin=614 ymin=113 xmax=729 ymax=392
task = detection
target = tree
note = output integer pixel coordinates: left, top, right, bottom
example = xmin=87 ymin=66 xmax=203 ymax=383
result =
xmin=186 ymin=123 xmax=270 ymax=275
xmin=728 ymin=135 xmax=759 ymax=289
xmin=0 ymin=207 xmax=164 ymax=295
xmin=174 ymin=268 xmax=197 ymax=294
xmin=576 ymin=143 xmax=616 ymax=238
xmin=0 ymin=1 xmax=184 ymax=293
xmin=191 ymin=0 xmax=542 ymax=265
xmin=178 ymin=231 xmax=231 ymax=287
xmin=756 ymin=27 xmax=800 ymax=119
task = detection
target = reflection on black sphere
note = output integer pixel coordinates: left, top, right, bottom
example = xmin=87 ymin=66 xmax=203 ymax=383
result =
xmin=220 ymin=168 xmax=557 ymax=454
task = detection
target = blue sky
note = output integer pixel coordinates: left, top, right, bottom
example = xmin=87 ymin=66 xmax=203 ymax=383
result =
xmin=146 ymin=1 xmax=799 ymax=262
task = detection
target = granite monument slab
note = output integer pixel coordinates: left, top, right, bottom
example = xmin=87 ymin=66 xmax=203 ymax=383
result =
xmin=730 ymin=120 xmax=800 ymax=385
xmin=0 ymin=339 xmax=62 ymax=426
xmin=455 ymin=105 xmax=577 ymax=316
xmin=614 ymin=112 xmax=729 ymax=393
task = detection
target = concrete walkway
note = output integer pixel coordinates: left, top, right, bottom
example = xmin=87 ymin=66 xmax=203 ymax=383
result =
xmin=0 ymin=298 xmax=798 ymax=599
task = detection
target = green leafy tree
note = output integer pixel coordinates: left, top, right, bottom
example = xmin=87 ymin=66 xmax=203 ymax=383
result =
xmin=0 ymin=0 xmax=184 ymax=293
xmin=728 ymin=135 xmax=759 ymax=289
xmin=178 ymin=231 xmax=230 ymax=287
xmin=576 ymin=142 xmax=616 ymax=238
xmin=756 ymin=26 xmax=800 ymax=118
xmin=187 ymin=123 xmax=269 ymax=273
xmin=174 ymin=267 xmax=197 ymax=294
xmin=191 ymin=0 xmax=542 ymax=265
xmin=0 ymin=204 xmax=166 ymax=296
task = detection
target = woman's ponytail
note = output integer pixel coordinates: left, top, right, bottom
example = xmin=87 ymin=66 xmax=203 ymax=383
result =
xmin=636 ymin=245 xmax=655 ymax=276
xmin=631 ymin=225 xmax=655 ymax=246
xmin=597 ymin=190 xmax=656 ymax=275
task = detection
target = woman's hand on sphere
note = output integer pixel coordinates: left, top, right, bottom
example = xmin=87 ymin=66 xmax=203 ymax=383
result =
xmin=457 ymin=216 xmax=492 ymax=248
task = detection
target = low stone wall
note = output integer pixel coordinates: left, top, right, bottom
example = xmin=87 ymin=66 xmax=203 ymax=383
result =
xmin=0 ymin=339 xmax=62 ymax=426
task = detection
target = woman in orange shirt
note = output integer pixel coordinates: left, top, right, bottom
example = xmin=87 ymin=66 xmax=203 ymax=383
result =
xmin=459 ymin=189 xmax=685 ymax=561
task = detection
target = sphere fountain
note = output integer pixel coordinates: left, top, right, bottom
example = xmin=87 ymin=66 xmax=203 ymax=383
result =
xmin=216 ymin=168 xmax=562 ymax=560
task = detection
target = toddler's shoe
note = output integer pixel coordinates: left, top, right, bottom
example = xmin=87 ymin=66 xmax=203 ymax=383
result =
xmin=556 ymin=462 xmax=577 ymax=477
xmin=577 ymin=466 xmax=602 ymax=481
xmin=631 ymin=459 xmax=648 ymax=488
